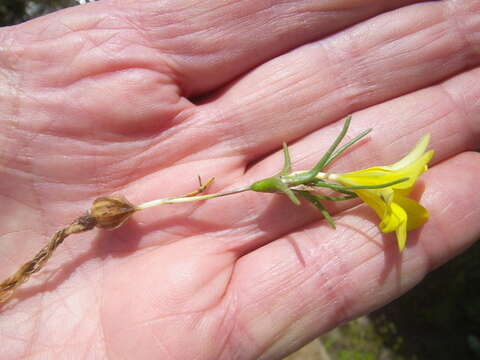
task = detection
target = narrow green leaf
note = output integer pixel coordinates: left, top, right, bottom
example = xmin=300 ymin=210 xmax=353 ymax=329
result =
xmin=323 ymin=128 xmax=372 ymax=168
xmin=279 ymin=142 xmax=292 ymax=175
xmin=299 ymin=192 xmax=336 ymax=228
xmin=308 ymin=179 xmax=356 ymax=196
xmin=311 ymin=177 xmax=409 ymax=191
xmin=309 ymin=115 xmax=352 ymax=175
xmin=277 ymin=179 xmax=300 ymax=205
xmin=310 ymin=194 xmax=356 ymax=201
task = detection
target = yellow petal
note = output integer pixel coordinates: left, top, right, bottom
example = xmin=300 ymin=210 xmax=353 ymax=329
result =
xmin=354 ymin=188 xmax=389 ymax=218
xmin=395 ymin=219 xmax=408 ymax=251
xmin=379 ymin=202 xmax=408 ymax=251
xmin=394 ymin=195 xmax=429 ymax=230
xmin=390 ymin=134 xmax=431 ymax=171
xmin=337 ymin=169 xmax=394 ymax=186
xmin=390 ymin=150 xmax=434 ymax=190
xmin=379 ymin=201 xmax=406 ymax=233
xmin=336 ymin=134 xmax=434 ymax=191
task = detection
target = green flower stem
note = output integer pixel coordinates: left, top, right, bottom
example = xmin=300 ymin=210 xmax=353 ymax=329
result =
xmin=135 ymin=187 xmax=250 ymax=210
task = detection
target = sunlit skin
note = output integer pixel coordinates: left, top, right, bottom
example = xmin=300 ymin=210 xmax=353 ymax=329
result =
xmin=1 ymin=1 xmax=480 ymax=359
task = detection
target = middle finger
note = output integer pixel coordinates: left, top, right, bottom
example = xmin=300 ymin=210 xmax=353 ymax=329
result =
xmin=195 ymin=0 xmax=479 ymax=161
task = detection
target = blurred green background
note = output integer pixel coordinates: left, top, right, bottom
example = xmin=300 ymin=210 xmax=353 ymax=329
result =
xmin=0 ymin=0 xmax=78 ymax=27
xmin=1 ymin=1 xmax=479 ymax=359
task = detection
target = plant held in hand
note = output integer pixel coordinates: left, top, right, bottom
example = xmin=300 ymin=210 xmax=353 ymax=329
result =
xmin=0 ymin=116 xmax=433 ymax=304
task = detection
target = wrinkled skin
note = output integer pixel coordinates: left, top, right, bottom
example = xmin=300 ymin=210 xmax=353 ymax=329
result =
xmin=1 ymin=1 xmax=480 ymax=359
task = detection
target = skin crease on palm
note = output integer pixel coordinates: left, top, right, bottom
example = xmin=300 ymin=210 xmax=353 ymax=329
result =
xmin=0 ymin=0 xmax=480 ymax=358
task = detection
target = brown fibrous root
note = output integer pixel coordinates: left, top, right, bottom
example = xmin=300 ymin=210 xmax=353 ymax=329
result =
xmin=0 ymin=215 xmax=97 ymax=303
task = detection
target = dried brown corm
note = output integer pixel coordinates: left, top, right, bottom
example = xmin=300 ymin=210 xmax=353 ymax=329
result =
xmin=89 ymin=196 xmax=136 ymax=229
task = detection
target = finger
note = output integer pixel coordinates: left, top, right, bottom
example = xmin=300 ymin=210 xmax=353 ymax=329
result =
xmin=228 ymin=151 xmax=480 ymax=359
xmin=115 ymin=0 xmax=425 ymax=96
xmin=244 ymin=64 xmax=480 ymax=180
xmin=9 ymin=0 xmax=427 ymax=102
xmin=197 ymin=0 xmax=480 ymax=159
xmin=16 ymin=0 xmax=420 ymax=96
xmin=3 ymin=0 xmax=422 ymax=188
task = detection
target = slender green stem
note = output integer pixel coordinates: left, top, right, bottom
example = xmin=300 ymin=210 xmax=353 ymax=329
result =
xmin=135 ymin=187 xmax=250 ymax=210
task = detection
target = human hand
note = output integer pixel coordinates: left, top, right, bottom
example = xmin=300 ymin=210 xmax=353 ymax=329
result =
xmin=1 ymin=0 xmax=479 ymax=358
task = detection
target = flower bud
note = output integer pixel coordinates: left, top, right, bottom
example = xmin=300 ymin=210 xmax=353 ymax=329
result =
xmin=89 ymin=196 xmax=135 ymax=230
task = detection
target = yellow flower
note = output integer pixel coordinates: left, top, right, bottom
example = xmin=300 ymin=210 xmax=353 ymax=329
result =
xmin=333 ymin=134 xmax=434 ymax=251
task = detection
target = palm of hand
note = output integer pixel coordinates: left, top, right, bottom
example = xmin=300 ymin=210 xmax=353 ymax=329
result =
xmin=1 ymin=1 xmax=480 ymax=359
